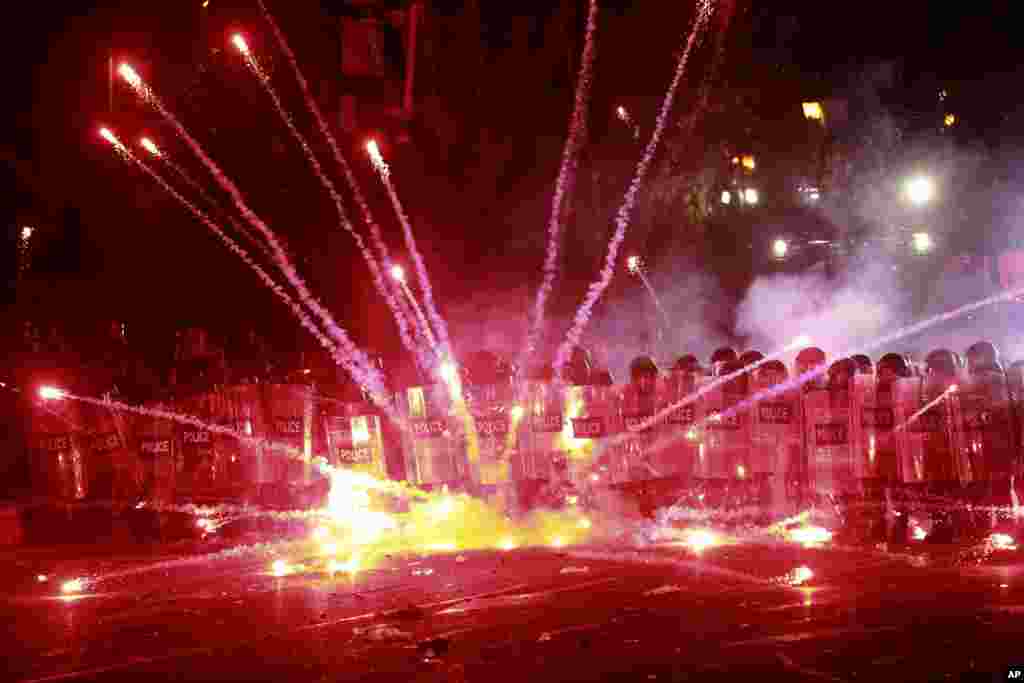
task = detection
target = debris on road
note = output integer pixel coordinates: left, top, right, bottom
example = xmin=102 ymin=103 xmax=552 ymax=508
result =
xmin=559 ymin=566 xmax=590 ymax=575
xmin=353 ymin=624 xmax=413 ymax=642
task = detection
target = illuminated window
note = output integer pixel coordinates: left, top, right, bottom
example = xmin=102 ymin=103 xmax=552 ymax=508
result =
xmin=802 ymin=102 xmax=824 ymax=122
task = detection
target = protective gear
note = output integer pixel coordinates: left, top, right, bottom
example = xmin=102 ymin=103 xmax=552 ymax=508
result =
xmin=30 ymin=397 xmax=88 ymax=502
xmin=965 ymin=341 xmax=1000 ymax=373
xmin=261 ymin=383 xmax=316 ymax=486
xmin=514 ymin=377 xmax=564 ymax=510
xmin=629 ymin=355 xmax=660 ymax=386
xmin=925 ymin=349 xmax=959 ymax=378
xmin=673 ymin=354 xmax=700 ymax=374
xmin=751 ymin=359 xmax=801 ymax=516
xmin=621 ymin=361 xmax=669 ymax=490
xmin=702 ymin=359 xmax=752 ymax=508
xmin=804 ymin=359 xmax=857 ymax=508
xmin=828 ymin=359 xmax=857 ymax=389
xmin=135 ymin=414 xmax=177 ymax=507
xmin=795 ymin=347 xmax=828 ymax=391
xmin=662 ymin=358 xmax=703 ymax=483
xmin=401 ymin=383 xmax=462 ymax=488
xmin=851 ymin=354 xmax=873 ymax=375
xmin=738 ymin=350 xmax=765 ymax=368
xmin=564 ymin=347 xmax=593 ymax=386
xmin=855 ymin=371 xmax=901 ymax=539
xmin=877 ymin=353 xmax=912 ymax=382
xmin=960 ymin=357 xmax=1016 ymax=510
xmin=710 ymin=347 xmax=738 ymax=376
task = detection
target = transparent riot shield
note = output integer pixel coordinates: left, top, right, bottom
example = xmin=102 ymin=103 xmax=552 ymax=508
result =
xmin=960 ymin=370 xmax=1017 ymax=506
xmin=402 ymin=384 xmax=463 ymax=490
xmin=803 ymin=383 xmax=856 ymax=507
xmin=516 ymin=379 xmax=563 ymax=511
xmin=750 ymin=368 xmax=801 ymax=517
xmin=702 ymin=378 xmax=752 ymax=509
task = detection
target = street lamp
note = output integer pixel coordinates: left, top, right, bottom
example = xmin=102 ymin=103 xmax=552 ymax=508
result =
xmin=905 ymin=176 xmax=934 ymax=205
xmin=911 ymin=232 xmax=934 ymax=254
xmin=802 ymin=102 xmax=825 ymax=122
xmin=627 ymin=255 xmax=642 ymax=275
xmin=772 ymin=238 xmax=789 ymax=260
xmin=390 ymin=264 xmax=405 ymax=282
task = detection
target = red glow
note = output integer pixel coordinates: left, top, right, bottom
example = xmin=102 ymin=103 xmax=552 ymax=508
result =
xmin=39 ymin=386 xmax=66 ymax=401
xmin=231 ymin=34 xmax=250 ymax=55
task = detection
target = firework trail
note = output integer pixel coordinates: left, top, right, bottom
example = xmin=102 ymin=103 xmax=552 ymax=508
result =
xmin=46 ymin=382 xmax=299 ymax=460
xmin=607 ymin=332 xmax=809 ymax=447
xmin=100 ymin=128 xmax=390 ymax=406
xmin=644 ymin=285 xmax=1024 ymax=457
xmin=554 ymin=0 xmax=715 ymax=377
xmin=229 ymin=35 xmax=422 ymax=367
xmin=520 ymin=0 xmax=599 ymax=378
xmin=366 ymin=140 xmax=453 ymax=364
xmin=115 ymin=65 xmax=378 ymax=393
xmin=636 ymin=268 xmax=672 ymax=334
xmin=140 ymin=137 xmax=274 ymax=261
xmin=895 ymin=384 xmax=958 ymax=432
xmin=680 ymin=0 xmax=735 ymax=138
xmin=392 ymin=265 xmax=438 ymax=350
xmin=257 ymin=1 xmax=400 ymax=298
xmin=615 ymin=105 xmax=640 ymax=139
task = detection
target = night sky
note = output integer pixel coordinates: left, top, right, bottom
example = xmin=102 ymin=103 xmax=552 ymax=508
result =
xmin=9 ymin=1 xmax=1023 ymax=354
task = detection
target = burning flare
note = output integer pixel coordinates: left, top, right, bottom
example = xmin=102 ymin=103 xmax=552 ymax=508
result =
xmin=139 ymin=137 xmax=161 ymax=157
xmin=231 ymin=34 xmax=251 ymax=56
xmin=117 ymin=63 xmax=142 ymax=89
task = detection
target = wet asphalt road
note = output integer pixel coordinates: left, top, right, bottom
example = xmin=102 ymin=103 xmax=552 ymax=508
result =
xmin=3 ymin=536 xmax=1022 ymax=683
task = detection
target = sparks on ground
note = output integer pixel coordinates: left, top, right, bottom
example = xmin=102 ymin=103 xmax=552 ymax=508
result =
xmin=989 ymin=533 xmax=1017 ymax=550
xmin=788 ymin=525 xmax=832 ymax=548
xmin=681 ymin=528 xmax=720 ymax=553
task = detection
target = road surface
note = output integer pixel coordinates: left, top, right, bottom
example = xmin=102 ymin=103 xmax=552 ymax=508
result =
xmin=3 ymin=533 xmax=1022 ymax=682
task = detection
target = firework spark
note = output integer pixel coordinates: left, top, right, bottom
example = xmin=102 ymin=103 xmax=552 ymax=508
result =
xmin=139 ymin=137 xmax=162 ymax=157
xmin=554 ymin=0 xmax=715 ymax=377
xmin=230 ymin=36 xmax=424 ymax=371
xmin=99 ymin=126 xmax=390 ymax=410
xmin=363 ymin=139 xmax=456 ymax=371
xmin=115 ymin=64 xmax=384 ymax=395
xmin=521 ymin=0 xmax=600 ymax=379
xmin=257 ymin=0 xmax=404 ymax=313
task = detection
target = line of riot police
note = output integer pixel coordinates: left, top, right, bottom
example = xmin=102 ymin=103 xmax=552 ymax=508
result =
xmin=399 ymin=343 xmax=1021 ymax=538
xmin=24 ymin=340 xmax=1022 ymax=541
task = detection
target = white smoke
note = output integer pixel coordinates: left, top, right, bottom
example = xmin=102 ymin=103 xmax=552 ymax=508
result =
xmin=735 ymin=254 xmax=903 ymax=361
xmin=587 ymin=262 xmax=731 ymax=379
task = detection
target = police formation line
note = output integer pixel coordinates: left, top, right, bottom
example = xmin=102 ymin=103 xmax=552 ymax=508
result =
xmin=26 ymin=343 xmax=1023 ymax=514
